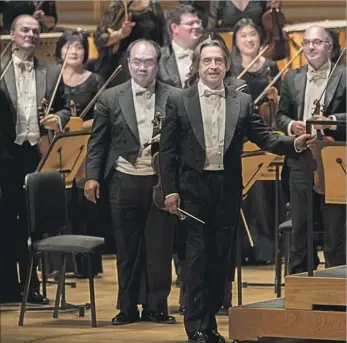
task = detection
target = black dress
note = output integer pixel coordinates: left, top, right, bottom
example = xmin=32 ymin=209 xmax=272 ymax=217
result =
xmin=218 ymin=1 xmax=267 ymax=40
xmin=63 ymin=73 xmax=106 ymax=277
xmin=236 ymin=59 xmax=286 ymax=265
xmin=93 ymin=2 xmax=167 ymax=87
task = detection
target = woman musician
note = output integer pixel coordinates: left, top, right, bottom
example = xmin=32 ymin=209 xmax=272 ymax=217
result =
xmin=230 ymin=18 xmax=287 ymax=266
xmin=93 ymin=0 xmax=167 ymax=87
xmin=47 ymin=30 xmax=104 ymax=278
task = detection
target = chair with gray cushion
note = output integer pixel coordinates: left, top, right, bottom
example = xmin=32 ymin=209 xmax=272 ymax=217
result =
xmin=18 ymin=171 xmax=104 ymax=327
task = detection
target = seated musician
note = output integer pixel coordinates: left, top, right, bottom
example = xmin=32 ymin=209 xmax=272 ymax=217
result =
xmin=276 ymin=25 xmax=346 ymax=274
xmin=84 ymin=39 xmax=180 ymax=325
xmin=0 ymin=1 xmax=58 ymax=34
xmin=93 ymin=0 xmax=167 ymax=87
xmin=0 ymin=15 xmax=70 ymax=304
xmin=54 ymin=29 xmax=104 ymax=278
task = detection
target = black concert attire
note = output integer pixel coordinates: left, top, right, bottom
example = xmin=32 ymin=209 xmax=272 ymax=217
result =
xmin=93 ymin=1 xmax=167 ymax=87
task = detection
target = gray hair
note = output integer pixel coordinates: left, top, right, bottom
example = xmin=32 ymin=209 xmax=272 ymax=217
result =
xmin=185 ymin=38 xmax=231 ymax=87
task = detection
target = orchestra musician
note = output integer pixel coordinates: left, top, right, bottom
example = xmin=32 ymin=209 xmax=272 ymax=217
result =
xmin=0 ymin=1 xmax=58 ymax=34
xmin=0 ymin=15 xmax=70 ymax=304
xmin=159 ymin=37 xmax=312 ymax=343
xmin=93 ymin=0 xmax=167 ymax=87
xmin=84 ymin=39 xmax=179 ymax=325
xmin=276 ymin=25 xmax=346 ymax=274
xmin=230 ymin=17 xmax=286 ymax=267
xmin=55 ymin=29 xmax=104 ymax=278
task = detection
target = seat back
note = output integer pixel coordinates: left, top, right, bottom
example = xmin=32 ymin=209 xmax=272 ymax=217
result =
xmin=25 ymin=171 xmax=67 ymax=239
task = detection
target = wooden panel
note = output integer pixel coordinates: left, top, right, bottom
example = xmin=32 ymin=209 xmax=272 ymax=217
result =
xmin=229 ymin=306 xmax=346 ymax=341
xmin=285 ymin=275 xmax=347 ymax=310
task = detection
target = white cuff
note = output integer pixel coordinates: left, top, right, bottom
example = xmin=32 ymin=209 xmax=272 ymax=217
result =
xmin=294 ymin=137 xmax=304 ymax=153
xmin=287 ymin=120 xmax=295 ymax=136
xmin=165 ymin=193 xmax=179 ymax=199
xmin=328 ymin=115 xmax=337 ymax=130
xmin=54 ymin=115 xmax=62 ymax=132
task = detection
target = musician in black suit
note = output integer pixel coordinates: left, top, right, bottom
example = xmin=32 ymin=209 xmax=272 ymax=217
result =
xmin=85 ymin=39 xmax=179 ymax=325
xmin=276 ymin=25 xmax=346 ymax=274
xmin=159 ymin=38 xmax=312 ymax=343
xmin=0 ymin=15 xmax=70 ymax=304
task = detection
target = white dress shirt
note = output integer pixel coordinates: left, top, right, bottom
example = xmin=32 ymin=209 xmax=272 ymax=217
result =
xmin=198 ymin=80 xmax=226 ymax=171
xmin=13 ymin=55 xmax=40 ymax=145
xmin=172 ymin=40 xmax=193 ymax=88
xmin=287 ymin=60 xmax=332 ymax=136
xmin=116 ymin=79 xmax=156 ymax=176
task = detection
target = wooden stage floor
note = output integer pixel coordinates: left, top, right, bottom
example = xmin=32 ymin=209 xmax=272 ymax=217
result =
xmin=0 ymin=256 xmax=319 ymax=343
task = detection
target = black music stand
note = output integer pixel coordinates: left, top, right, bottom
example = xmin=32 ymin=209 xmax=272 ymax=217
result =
xmin=36 ymin=130 xmax=91 ymax=312
xmin=236 ymin=147 xmax=277 ymax=305
xmin=305 ymin=119 xmax=346 ymax=276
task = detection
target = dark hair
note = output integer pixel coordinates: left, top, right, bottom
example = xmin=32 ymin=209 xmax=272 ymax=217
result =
xmin=230 ymin=18 xmax=261 ymax=76
xmin=326 ymin=28 xmax=341 ymax=63
xmin=166 ymin=4 xmax=197 ymax=35
xmin=55 ymin=29 xmax=89 ymax=64
xmin=126 ymin=39 xmax=162 ymax=62
xmin=185 ymin=37 xmax=231 ymax=87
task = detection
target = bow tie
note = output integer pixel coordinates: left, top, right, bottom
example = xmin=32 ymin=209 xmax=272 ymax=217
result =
xmin=307 ymin=69 xmax=327 ymax=83
xmin=16 ymin=60 xmax=34 ymax=73
xmin=203 ymin=88 xmax=225 ymax=98
xmin=175 ymin=50 xmax=193 ymax=59
xmin=135 ymin=86 xmax=155 ymax=98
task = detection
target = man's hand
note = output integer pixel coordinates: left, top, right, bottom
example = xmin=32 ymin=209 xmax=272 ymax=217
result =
xmin=291 ymin=121 xmax=306 ymax=136
xmin=295 ymin=133 xmax=316 ymax=152
xmin=311 ymin=115 xmax=333 ymax=130
xmin=164 ymin=194 xmax=180 ymax=215
xmin=84 ymin=180 xmax=100 ymax=203
xmin=40 ymin=114 xmax=59 ymax=130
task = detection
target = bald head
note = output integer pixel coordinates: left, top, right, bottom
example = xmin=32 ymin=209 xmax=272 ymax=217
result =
xmin=11 ymin=15 xmax=40 ymax=32
xmin=303 ymin=25 xmax=332 ymax=70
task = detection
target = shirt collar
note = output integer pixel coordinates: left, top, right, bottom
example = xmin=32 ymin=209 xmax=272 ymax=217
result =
xmin=307 ymin=60 xmax=331 ymax=74
xmin=131 ymin=79 xmax=156 ymax=96
xmin=172 ymin=40 xmax=193 ymax=55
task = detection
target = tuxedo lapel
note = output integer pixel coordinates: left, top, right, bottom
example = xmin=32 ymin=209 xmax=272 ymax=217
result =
xmin=324 ymin=70 xmax=342 ymax=113
xmin=224 ymin=89 xmax=240 ymax=153
xmin=119 ymin=81 xmax=140 ymax=142
xmin=154 ymin=81 xmax=170 ymax=119
xmin=184 ymin=85 xmax=205 ymax=150
xmin=165 ymin=52 xmax=181 ymax=88
xmin=35 ymin=59 xmax=46 ymax=109
xmin=294 ymin=66 xmax=307 ymax=120
xmin=1 ymin=56 xmax=17 ymax=112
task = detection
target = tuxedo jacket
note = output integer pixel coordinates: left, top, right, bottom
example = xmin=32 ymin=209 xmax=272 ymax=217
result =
xmin=86 ymin=79 xmax=181 ymax=181
xmin=0 ymin=57 xmax=70 ymax=157
xmin=277 ymin=64 xmax=346 ymax=141
xmin=159 ymin=84 xmax=297 ymax=199
xmin=158 ymin=44 xmax=248 ymax=91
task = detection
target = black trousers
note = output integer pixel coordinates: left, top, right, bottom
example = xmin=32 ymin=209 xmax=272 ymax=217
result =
xmin=108 ymin=169 xmax=174 ymax=312
xmin=180 ymin=170 xmax=239 ymax=335
xmin=289 ymin=164 xmax=346 ymax=274
xmin=0 ymin=143 xmax=41 ymax=301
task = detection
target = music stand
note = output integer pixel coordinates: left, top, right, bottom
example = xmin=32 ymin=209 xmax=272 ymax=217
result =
xmin=36 ymin=130 xmax=91 ymax=311
xmin=306 ymin=119 xmax=346 ymax=276
xmin=236 ymin=144 xmax=277 ymax=305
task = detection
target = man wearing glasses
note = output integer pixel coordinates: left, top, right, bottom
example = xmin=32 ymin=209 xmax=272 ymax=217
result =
xmin=85 ymin=39 xmax=179 ymax=325
xmin=277 ymin=25 xmax=346 ymax=274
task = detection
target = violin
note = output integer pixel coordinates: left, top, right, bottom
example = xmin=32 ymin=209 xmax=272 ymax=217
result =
xmin=261 ymin=2 xmax=289 ymax=61
xmin=258 ymin=67 xmax=278 ymax=129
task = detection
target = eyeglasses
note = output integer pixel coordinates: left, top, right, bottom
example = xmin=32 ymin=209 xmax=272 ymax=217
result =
xmin=180 ymin=20 xmax=202 ymax=27
xmin=302 ymin=39 xmax=330 ymax=48
xmin=129 ymin=59 xmax=156 ymax=68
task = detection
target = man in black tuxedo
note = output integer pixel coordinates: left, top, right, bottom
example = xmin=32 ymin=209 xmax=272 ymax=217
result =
xmin=159 ymin=38 xmax=312 ymax=343
xmin=0 ymin=15 xmax=70 ymax=304
xmin=277 ymin=25 xmax=346 ymax=274
xmin=85 ymin=39 xmax=179 ymax=325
